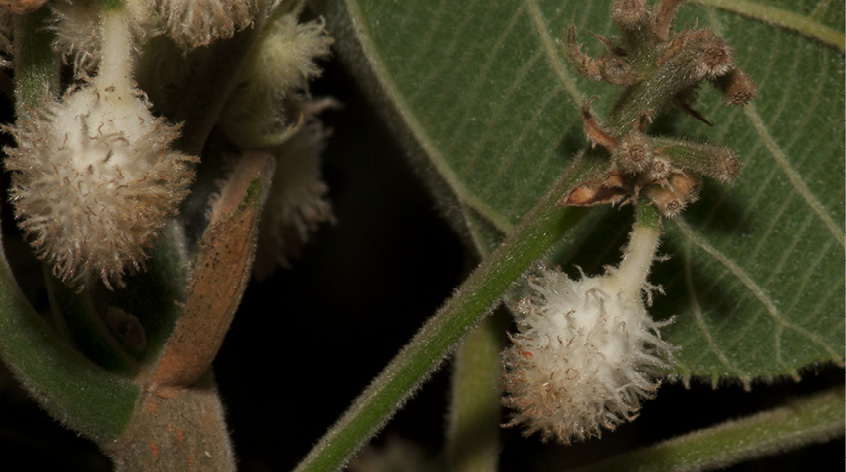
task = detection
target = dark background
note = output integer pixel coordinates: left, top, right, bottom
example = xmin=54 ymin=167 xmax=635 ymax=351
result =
xmin=0 ymin=36 xmax=841 ymax=472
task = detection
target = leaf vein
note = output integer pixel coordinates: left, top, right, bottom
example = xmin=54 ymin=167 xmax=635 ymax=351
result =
xmin=443 ymin=4 xmax=528 ymax=163
xmin=783 ymin=237 xmax=838 ymax=318
xmin=674 ymin=218 xmax=840 ymax=368
xmin=692 ymin=0 xmax=845 ymax=51
xmin=525 ymin=0 xmax=584 ymax=106
xmin=741 ymin=103 xmax=845 ymax=249
xmin=682 ymin=241 xmax=752 ymax=388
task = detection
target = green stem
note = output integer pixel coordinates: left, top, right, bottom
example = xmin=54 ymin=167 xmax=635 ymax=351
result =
xmin=0 ymin=239 xmax=139 ymax=443
xmin=446 ymin=311 xmax=504 ymax=472
xmin=12 ymin=7 xmax=59 ymax=111
xmin=4 ymin=5 xmax=139 ymax=444
xmin=294 ymin=152 xmax=602 ymax=472
xmin=46 ymin=276 xmax=139 ymax=374
xmin=174 ymin=20 xmax=267 ymax=156
xmin=570 ymin=385 xmax=844 ymax=472
xmin=636 ymin=200 xmax=661 ymax=229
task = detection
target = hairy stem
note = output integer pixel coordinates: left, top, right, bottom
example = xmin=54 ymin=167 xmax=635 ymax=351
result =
xmin=614 ymin=203 xmax=662 ymax=298
xmin=12 ymin=7 xmax=59 ymax=111
xmin=174 ymin=21 xmax=266 ymax=156
xmin=571 ymin=385 xmax=844 ymax=472
xmin=294 ymin=152 xmax=602 ymax=472
xmin=446 ymin=311 xmax=504 ymax=472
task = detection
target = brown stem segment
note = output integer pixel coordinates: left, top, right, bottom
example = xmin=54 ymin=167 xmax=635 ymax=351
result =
xmin=151 ymin=153 xmax=273 ymax=389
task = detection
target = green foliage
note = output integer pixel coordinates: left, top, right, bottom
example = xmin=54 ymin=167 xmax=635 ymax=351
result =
xmin=323 ymin=0 xmax=845 ymax=385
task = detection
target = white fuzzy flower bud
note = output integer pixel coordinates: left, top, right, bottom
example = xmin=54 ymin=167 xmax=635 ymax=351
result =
xmin=221 ymin=9 xmax=333 ymax=148
xmin=157 ymin=0 xmax=264 ymax=50
xmin=252 ymin=119 xmax=334 ymax=279
xmin=4 ymin=8 xmax=195 ymax=288
xmin=501 ymin=223 xmax=675 ymax=443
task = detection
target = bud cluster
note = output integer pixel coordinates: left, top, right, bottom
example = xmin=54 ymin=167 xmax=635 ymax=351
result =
xmin=3 ymin=0 xmax=334 ymax=288
xmin=560 ymin=0 xmax=756 ymax=217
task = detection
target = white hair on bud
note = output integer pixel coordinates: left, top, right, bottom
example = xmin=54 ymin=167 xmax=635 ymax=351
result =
xmin=252 ymin=120 xmax=334 ymax=279
xmin=4 ymin=86 xmax=196 ymax=289
xmin=157 ymin=0 xmax=264 ymax=50
xmin=5 ymin=8 xmax=195 ymax=289
xmin=502 ymin=224 xmax=675 ymax=443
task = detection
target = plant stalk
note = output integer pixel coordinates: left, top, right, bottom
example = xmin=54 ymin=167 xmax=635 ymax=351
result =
xmin=293 ymin=151 xmax=604 ymax=472
xmin=570 ymin=385 xmax=845 ymax=472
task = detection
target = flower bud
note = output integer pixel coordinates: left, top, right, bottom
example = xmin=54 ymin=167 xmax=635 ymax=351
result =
xmin=610 ymin=0 xmax=650 ymax=32
xmin=643 ymin=172 xmax=701 ymax=217
xmin=4 ymin=85 xmax=195 ymax=288
xmin=221 ymin=11 xmax=333 ymax=148
xmin=158 ymin=0 xmax=263 ymax=50
xmin=502 ymin=223 xmax=674 ymax=443
xmin=614 ymin=130 xmax=654 ymax=174
xmin=713 ymin=68 xmax=757 ymax=106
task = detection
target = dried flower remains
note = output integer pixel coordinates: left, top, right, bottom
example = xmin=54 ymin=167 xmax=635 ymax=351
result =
xmin=559 ymin=0 xmax=756 ymax=217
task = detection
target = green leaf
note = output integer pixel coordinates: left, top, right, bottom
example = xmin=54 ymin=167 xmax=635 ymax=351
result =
xmin=323 ymin=0 xmax=844 ymax=382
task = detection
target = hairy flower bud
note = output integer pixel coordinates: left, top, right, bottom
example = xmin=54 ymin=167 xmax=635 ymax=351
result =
xmin=644 ymin=172 xmax=701 ymax=217
xmin=252 ymin=120 xmax=334 ymax=279
xmin=158 ymin=0 xmax=263 ymax=50
xmin=502 ymin=224 xmax=674 ymax=443
xmin=713 ymin=68 xmax=758 ymax=106
xmin=221 ymin=10 xmax=333 ymax=148
xmin=614 ymin=130 xmax=654 ymax=174
xmin=5 ymin=86 xmax=196 ymax=288
xmin=611 ymin=0 xmax=650 ymax=32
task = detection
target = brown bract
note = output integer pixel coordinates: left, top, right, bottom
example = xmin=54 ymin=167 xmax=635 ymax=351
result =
xmin=151 ymin=153 xmax=273 ymax=389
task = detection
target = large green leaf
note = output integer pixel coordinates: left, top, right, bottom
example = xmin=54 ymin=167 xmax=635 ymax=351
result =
xmin=323 ymin=0 xmax=845 ymax=383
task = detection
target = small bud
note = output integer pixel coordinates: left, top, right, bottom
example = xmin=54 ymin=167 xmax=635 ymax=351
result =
xmin=646 ymin=155 xmax=672 ymax=180
xmin=158 ymin=0 xmax=263 ymax=50
xmin=614 ymin=130 xmax=654 ymax=174
xmin=559 ymin=171 xmax=631 ymax=207
xmin=643 ymin=172 xmax=701 ymax=217
xmin=653 ymin=138 xmax=740 ymax=183
xmin=686 ymin=29 xmax=734 ymax=80
xmin=610 ymin=0 xmax=651 ymax=32
xmin=221 ymin=11 xmax=333 ymax=148
xmin=713 ymin=68 xmax=757 ymax=106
